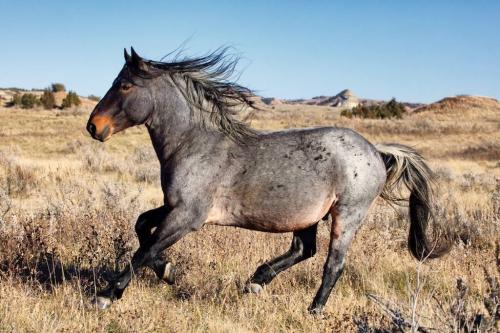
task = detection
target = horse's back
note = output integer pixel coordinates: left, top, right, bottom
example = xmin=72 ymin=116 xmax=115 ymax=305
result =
xmin=252 ymin=126 xmax=385 ymax=185
xmin=210 ymin=126 xmax=386 ymax=232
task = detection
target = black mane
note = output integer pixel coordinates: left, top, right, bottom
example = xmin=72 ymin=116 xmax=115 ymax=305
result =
xmin=127 ymin=48 xmax=259 ymax=142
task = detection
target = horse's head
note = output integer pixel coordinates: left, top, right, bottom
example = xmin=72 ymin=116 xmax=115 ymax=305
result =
xmin=87 ymin=48 xmax=155 ymax=142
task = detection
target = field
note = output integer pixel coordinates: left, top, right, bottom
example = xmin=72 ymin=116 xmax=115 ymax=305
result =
xmin=0 ymin=96 xmax=499 ymax=332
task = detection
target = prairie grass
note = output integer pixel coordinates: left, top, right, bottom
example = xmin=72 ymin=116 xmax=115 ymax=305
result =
xmin=0 ymin=96 xmax=498 ymax=332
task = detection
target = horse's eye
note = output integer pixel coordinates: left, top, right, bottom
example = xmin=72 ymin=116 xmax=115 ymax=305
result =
xmin=121 ymin=83 xmax=132 ymax=91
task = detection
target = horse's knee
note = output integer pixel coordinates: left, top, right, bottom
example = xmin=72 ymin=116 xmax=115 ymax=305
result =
xmin=135 ymin=213 xmax=147 ymax=234
xmin=290 ymin=237 xmax=305 ymax=256
xmin=135 ymin=211 xmax=151 ymax=234
xmin=135 ymin=206 xmax=169 ymax=235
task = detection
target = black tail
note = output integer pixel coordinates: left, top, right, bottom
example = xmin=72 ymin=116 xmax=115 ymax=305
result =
xmin=376 ymin=143 xmax=451 ymax=260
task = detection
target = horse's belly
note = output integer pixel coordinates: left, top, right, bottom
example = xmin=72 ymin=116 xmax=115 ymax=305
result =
xmin=205 ymin=189 xmax=336 ymax=233
xmin=252 ymin=192 xmax=335 ymax=231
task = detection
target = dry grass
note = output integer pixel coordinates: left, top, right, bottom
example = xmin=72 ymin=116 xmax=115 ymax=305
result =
xmin=0 ymin=96 xmax=499 ymax=332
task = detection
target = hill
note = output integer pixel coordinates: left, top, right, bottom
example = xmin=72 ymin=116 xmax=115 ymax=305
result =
xmin=288 ymin=89 xmax=360 ymax=108
xmin=280 ymin=89 xmax=426 ymax=112
xmin=414 ymin=95 xmax=500 ymax=113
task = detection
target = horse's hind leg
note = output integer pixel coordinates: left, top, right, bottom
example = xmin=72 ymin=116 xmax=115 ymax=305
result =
xmin=246 ymin=223 xmax=318 ymax=293
xmin=308 ymin=204 xmax=371 ymax=314
xmin=135 ymin=206 xmax=175 ymax=284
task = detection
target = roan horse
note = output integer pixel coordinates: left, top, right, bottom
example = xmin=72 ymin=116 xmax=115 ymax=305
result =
xmin=86 ymin=48 xmax=450 ymax=313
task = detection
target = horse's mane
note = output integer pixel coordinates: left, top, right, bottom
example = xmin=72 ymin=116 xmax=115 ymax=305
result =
xmin=127 ymin=48 xmax=259 ymax=142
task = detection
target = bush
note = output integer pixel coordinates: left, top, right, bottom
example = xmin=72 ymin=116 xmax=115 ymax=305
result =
xmin=51 ymin=83 xmax=66 ymax=92
xmin=20 ymin=93 xmax=40 ymax=109
xmin=87 ymin=95 xmax=101 ymax=102
xmin=40 ymin=89 xmax=56 ymax=109
xmin=341 ymin=98 xmax=406 ymax=119
xmin=9 ymin=93 xmax=22 ymax=107
xmin=0 ymin=152 xmax=40 ymax=198
xmin=61 ymin=91 xmax=81 ymax=108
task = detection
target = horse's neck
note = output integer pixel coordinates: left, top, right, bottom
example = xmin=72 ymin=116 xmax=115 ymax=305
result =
xmin=145 ymin=92 xmax=214 ymax=162
xmin=146 ymin=112 xmax=189 ymax=161
xmin=145 ymin=77 xmax=229 ymax=163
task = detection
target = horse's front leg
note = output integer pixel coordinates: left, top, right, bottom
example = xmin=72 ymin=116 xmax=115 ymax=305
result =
xmin=95 ymin=207 xmax=203 ymax=309
xmin=135 ymin=206 xmax=175 ymax=284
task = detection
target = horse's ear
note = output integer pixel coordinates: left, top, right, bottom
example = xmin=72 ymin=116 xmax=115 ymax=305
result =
xmin=124 ymin=48 xmax=131 ymax=63
xmin=130 ymin=47 xmax=149 ymax=72
xmin=130 ymin=47 xmax=141 ymax=61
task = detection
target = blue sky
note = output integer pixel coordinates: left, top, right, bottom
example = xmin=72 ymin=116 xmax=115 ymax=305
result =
xmin=1 ymin=1 xmax=498 ymax=103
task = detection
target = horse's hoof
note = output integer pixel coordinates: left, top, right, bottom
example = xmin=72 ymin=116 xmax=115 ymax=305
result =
xmin=308 ymin=305 xmax=324 ymax=316
xmin=244 ymin=282 xmax=263 ymax=294
xmin=93 ymin=296 xmax=112 ymax=310
xmin=162 ymin=262 xmax=176 ymax=285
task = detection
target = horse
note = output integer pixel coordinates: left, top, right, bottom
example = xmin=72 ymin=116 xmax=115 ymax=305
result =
xmin=86 ymin=47 xmax=450 ymax=313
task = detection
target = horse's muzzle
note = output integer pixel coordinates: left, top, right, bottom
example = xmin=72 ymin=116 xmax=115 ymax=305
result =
xmin=87 ymin=117 xmax=112 ymax=142
xmin=87 ymin=121 xmax=97 ymax=137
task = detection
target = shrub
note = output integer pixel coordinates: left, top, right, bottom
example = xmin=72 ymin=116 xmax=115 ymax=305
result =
xmin=9 ymin=93 xmax=22 ymax=107
xmin=87 ymin=95 xmax=101 ymax=102
xmin=61 ymin=91 xmax=81 ymax=108
xmin=51 ymin=83 xmax=66 ymax=92
xmin=341 ymin=98 xmax=406 ymax=119
xmin=0 ymin=152 xmax=38 ymax=197
xmin=20 ymin=93 xmax=40 ymax=109
xmin=9 ymin=93 xmax=41 ymax=109
xmin=40 ymin=89 xmax=56 ymax=109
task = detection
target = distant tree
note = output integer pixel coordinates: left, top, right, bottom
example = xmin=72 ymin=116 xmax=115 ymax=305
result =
xmin=51 ymin=83 xmax=66 ymax=93
xmin=61 ymin=91 xmax=81 ymax=108
xmin=383 ymin=98 xmax=405 ymax=118
xmin=87 ymin=95 xmax=101 ymax=102
xmin=40 ymin=89 xmax=56 ymax=109
xmin=4 ymin=87 xmax=28 ymax=93
xmin=20 ymin=93 xmax=40 ymax=109
xmin=341 ymin=98 xmax=405 ymax=119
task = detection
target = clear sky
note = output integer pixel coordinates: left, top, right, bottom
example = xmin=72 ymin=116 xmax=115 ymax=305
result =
xmin=1 ymin=1 xmax=499 ymax=103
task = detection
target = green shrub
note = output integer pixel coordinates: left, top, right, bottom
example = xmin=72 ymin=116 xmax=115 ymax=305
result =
xmin=51 ymin=83 xmax=66 ymax=93
xmin=20 ymin=93 xmax=40 ymax=109
xmin=87 ymin=95 xmax=101 ymax=102
xmin=61 ymin=91 xmax=81 ymax=109
xmin=40 ymin=89 xmax=56 ymax=110
xmin=341 ymin=98 xmax=406 ymax=119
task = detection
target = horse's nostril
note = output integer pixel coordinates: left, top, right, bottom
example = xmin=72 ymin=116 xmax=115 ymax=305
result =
xmin=87 ymin=122 xmax=97 ymax=136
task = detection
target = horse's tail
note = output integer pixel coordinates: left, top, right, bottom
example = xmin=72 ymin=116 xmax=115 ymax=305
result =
xmin=375 ymin=143 xmax=451 ymax=260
